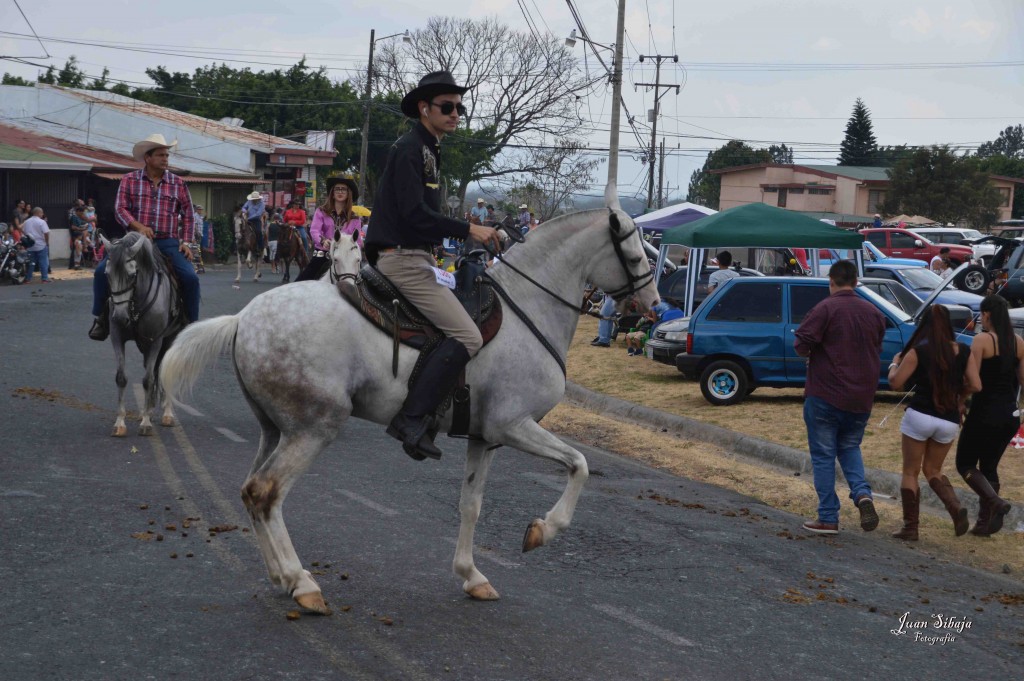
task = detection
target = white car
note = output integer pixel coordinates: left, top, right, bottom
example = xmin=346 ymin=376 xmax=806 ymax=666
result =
xmin=913 ymin=227 xmax=997 ymax=265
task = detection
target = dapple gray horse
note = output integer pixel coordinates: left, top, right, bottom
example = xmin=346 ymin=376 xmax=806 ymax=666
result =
xmin=159 ymin=202 xmax=659 ymax=613
xmin=100 ymin=232 xmax=182 ymax=437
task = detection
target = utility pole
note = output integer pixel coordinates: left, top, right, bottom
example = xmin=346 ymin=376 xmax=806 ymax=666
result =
xmin=636 ymin=54 xmax=678 ymax=210
xmin=657 ymin=139 xmax=666 ymax=208
xmin=607 ymin=0 xmax=626 ymax=191
xmin=358 ymin=28 xmax=376 ymax=205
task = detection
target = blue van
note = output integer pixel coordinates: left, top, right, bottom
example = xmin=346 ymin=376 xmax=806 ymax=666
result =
xmin=673 ymin=277 xmax=922 ymax=406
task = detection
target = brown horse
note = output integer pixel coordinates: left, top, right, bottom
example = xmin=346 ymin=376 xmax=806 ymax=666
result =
xmin=277 ymin=224 xmax=308 ymax=283
xmin=235 ymin=220 xmax=263 ymax=283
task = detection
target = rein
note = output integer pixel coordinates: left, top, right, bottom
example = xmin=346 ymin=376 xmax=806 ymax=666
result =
xmin=108 ymin=240 xmax=174 ymax=341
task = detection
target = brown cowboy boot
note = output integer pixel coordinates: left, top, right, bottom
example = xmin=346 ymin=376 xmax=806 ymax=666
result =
xmin=928 ymin=475 xmax=969 ymax=537
xmin=892 ymin=488 xmax=919 ymax=541
xmin=963 ymin=469 xmax=1011 ymax=535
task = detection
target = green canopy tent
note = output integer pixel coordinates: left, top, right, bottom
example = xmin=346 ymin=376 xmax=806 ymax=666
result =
xmin=657 ymin=203 xmax=865 ymax=315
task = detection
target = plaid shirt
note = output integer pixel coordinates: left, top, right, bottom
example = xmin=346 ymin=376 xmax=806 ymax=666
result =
xmin=794 ymin=289 xmax=886 ymax=413
xmin=115 ymin=169 xmax=196 ymax=243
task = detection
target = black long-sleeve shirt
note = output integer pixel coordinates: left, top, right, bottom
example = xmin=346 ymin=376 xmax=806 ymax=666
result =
xmin=365 ymin=122 xmax=469 ymax=257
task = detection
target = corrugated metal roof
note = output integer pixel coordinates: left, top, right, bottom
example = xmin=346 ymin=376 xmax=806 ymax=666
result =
xmin=0 ymin=123 xmax=134 ymax=168
xmin=0 ymin=142 xmax=81 ymax=165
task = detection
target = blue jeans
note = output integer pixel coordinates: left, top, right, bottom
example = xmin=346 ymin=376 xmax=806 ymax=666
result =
xmin=804 ymin=396 xmax=872 ymax=524
xmin=597 ymin=294 xmax=616 ymax=343
xmin=93 ymin=238 xmax=200 ymax=322
xmin=248 ymin=218 xmax=264 ymax=252
xmin=296 ymin=226 xmax=310 ymax=254
xmin=25 ymin=247 xmax=49 ymax=282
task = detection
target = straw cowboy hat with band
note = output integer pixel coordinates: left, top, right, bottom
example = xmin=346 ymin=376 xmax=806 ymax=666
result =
xmin=326 ymin=177 xmax=359 ymax=204
xmin=246 ymin=191 xmax=262 ymax=201
xmin=400 ymin=71 xmax=468 ymax=119
xmin=132 ymin=134 xmax=177 ymax=162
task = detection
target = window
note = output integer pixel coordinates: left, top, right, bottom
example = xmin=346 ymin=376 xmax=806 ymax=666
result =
xmin=866 ymin=283 xmax=899 ymax=307
xmin=865 ymin=268 xmax=896 ymax=281
xmin=763 ymin=186 xmax=778 ymax=193
xmin=868 ymin=189 xmax=887 ymax=213
xmin=998 ymin=187 xmax=1011 ymax=208
xmin=890 ymin=232 xmax=917 ymax=248
xmin=706 ymin=283 xmax=782 ymax=323
xmin=865 ymin=231 xmax=888 ymax=248
xmin=790 ymin=285 xmax=829 ymax=324
xmin=808 ymin=187 xmax=833 ymax=195
xmin=789 ymin=187 xmax=804 ymax=194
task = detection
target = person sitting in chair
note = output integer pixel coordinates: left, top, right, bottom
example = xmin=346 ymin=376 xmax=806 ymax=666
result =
xmin=365 ymin=70 xmax=501 ymax=461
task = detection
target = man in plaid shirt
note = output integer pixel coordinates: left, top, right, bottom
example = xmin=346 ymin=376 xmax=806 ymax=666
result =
xmin=89 ymin=134 xmax=200 ymax=341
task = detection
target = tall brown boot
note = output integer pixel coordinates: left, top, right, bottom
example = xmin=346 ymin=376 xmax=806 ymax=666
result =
xmin=892 ymin=487 xmax=919 ymax=541
xmin=963 ymin=469 xmax=1012 ymax=536
xmin=928 ymin=475 xmax=969 ymax=537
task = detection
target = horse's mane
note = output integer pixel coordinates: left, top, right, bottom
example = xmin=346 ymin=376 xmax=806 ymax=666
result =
xmin=108 ymin=232 xmax=162 ymax=287
xmin=499 ymin=207 xmax=628 ymax=265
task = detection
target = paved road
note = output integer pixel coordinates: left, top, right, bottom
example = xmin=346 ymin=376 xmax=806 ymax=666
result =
xmin=2 ymin=267 xmax=1023 ymax=680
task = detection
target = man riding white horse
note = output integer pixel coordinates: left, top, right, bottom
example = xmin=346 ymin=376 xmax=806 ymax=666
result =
xmin=365 ymin=70 xmax=502 ymax=462
xmin=89 ymin=133 xmax=200 ymax=340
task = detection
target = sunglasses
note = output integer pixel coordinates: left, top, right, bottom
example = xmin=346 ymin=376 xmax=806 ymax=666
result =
xmin=429 ymin=100 xmax=467 ymax=116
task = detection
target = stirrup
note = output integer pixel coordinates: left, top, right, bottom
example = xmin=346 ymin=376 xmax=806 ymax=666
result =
xmin=386 ymin=413 xmax=442 ymax=461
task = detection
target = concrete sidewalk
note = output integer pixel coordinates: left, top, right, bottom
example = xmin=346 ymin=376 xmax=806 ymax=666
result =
xmin=564 ymin=381 xmax=1022 ymax=529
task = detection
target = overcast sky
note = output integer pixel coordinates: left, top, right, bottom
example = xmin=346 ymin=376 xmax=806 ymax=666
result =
xmin=2 ymin=0 xmax=1022 ymax=205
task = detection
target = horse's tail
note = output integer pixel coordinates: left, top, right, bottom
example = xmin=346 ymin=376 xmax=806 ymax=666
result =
xmin=160 ymin=315 xmax=239 ymax=404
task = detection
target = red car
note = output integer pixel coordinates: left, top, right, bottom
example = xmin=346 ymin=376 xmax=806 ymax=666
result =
xmin=859 ymin=227 xmax=973 ymax=267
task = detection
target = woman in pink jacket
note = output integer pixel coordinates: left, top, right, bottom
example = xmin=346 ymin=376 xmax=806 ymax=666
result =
xmin=296 ymin=177 xmax=363 ymax=281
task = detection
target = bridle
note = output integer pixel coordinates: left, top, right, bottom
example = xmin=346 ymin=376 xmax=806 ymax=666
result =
xmin=108 ymin=242 xmax=166 ymax=331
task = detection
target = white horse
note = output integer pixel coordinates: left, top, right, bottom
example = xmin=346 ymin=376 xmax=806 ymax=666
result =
xmin=159 ymin=202 xmax=659 ymax=613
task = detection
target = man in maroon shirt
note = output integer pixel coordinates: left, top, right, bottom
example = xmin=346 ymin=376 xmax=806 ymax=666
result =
xmin=794 ymin=260 xmax=884 ymax=535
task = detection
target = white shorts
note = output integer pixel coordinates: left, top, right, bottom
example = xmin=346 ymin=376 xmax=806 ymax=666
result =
xmin=268 ymin=240 xmax=278 ymax=260
xmin=900 ymin=407 xmax=960 ymax=444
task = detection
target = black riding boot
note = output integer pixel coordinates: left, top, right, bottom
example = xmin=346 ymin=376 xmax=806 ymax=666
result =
xmin=88 ymin=299 xmax=110 ymax=341
xmin=387 ymin=338 xmax=472 ymax=461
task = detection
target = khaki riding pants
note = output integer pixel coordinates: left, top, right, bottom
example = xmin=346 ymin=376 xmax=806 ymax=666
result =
xmin=376 ymin=250 xmax=483 ymax=356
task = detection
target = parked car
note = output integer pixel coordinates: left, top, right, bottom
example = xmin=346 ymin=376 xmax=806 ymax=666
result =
xmin=1008 ymin=306 xmax=1024 ymax=337
xmin=992 ymin=226 xmax=1024 ymax=241
xmin=859 ymin=227 xmax=973 ymax=267
xmin=974 ymin=235 xmax=1024 ymax=306
xmin=668 ymin=277 xmax=924 ymax=405
xmin=819 ymin=240 xmax=924 ymax=268
xmin=862 ymin=263 xmax=984 ymax=312
xmin=859 ymin=277 xmax=975 ymax=332
xmin=912 ymin=227 xmax=998 ymax=265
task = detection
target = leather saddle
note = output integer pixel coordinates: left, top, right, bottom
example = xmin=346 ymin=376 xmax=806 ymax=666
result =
xmin=337 ymin=253 xmax=503 ymax=351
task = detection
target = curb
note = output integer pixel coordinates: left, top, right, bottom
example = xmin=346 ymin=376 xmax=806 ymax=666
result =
xmin=563 ymin=381 xmax=1022 ymax=528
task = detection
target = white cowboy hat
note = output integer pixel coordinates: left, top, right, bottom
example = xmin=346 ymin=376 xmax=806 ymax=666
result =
xmin=132 ymin=133 xmax=177 ymax=162
xmin=476 ymin=198 xmax=485 ymax=203
xmin=247 ymin=191 xmax=262 ymax=201
xmin=519 ymin=204 xmax=528 ymax=210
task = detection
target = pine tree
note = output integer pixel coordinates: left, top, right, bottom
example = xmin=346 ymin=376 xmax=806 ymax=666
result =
xmin=837 ymin=98 xmax=878 ymax=166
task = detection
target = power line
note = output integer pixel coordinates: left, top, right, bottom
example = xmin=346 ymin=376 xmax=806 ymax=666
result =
xmin=9 ymin=0 xmax=49 ymax=58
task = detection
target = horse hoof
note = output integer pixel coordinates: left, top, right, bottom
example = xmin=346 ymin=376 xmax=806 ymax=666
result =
xmin=160 ymin=415 xmax=175 ymax=427
xmin=294 ymin=591 xmax=332 ymax=615
xmin=111 ymin=425 xmax=128 ymax=438
xmin=467 ymin=582 xmax=501 ymax=600
xmin=522 ymin=519 xmax=546 ymax=553
xmin=138 ymin=425 xmax=154 ymax=437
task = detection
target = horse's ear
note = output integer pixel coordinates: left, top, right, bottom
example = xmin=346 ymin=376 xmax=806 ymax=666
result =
xmin=609 ymin=209 xmax=622 ymax=233
xmin=99 ymin=234 xmax=112 ymax=250
xmin=604 ymin=180 xmax=622 ymax=211
xmin=334 ymin=228 xmax=342 ymax=242
xmin=128 ymin=235 xmax=146 ymax=257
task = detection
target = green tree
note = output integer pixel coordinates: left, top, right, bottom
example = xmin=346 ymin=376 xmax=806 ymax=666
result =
xmin=837 ymin=98 xmax=878 ymax=166
xmin=2 ymin=73 xmax=32 ymax=86
xmin=977 ymin=124 xmax=1024 ymax=159
xmin=768 ymin=144 xmax=793 ymax=164
xmin=686 ymin=140 xmax=773 ymax=209
xmin=36 ymin=57 xmax=86 ymax=87
xmin=977 ymin=154 xmax=1024 ymax=220
xmin=875 ymin=144 xmax=915 ymax=167
xmin=881 ymin=146 xmax=1001 ymax=227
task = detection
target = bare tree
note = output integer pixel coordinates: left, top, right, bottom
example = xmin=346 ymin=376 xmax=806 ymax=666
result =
xmin=374 ymin=16 xmax=598 ymax=207
xmin=496 ymin=142 xmax=603 ymax=220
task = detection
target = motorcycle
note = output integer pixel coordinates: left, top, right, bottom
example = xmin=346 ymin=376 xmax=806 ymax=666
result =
xmin=0 ymin=225 xmax=29 ymax=285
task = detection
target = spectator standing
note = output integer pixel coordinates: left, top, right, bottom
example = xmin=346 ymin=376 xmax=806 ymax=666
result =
xmin=69 ymin=205 xmax=90 ymax=269
xmin=283 ymin=200 xmax=309 ymax=254
xmin=470 ymin=198 xmax=488 ymax=224
xmin=930 ymin=247 xmax=951 ymax=274
xmin=888 ymin=304 xmax=978 ymax=540
xmin=955 ymin=295 xmax=1020 ymax=535
xmin=267 ymin=214 xmax=281 ymax=274
xmin=518 ymin=204 xmax=530 ymax=233
xmin=22 ymin=207 xmax=50 ymax=284
xmin=242 ymin=191 xmax=267 ymax=258
xmin=707 ymin=251 xmax=740 ymax=293
xmin=794 ymin=260 xmax=884 ymax=535
xmin=11 ymin=199 xmax=27 ymax=231
xmin=873 ymin=213 xmax=883 ymax=229
xmin=484 ymin=204 xmax=497 ymax=226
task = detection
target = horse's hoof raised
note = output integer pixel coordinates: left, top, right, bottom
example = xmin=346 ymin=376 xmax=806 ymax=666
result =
xmin=294 ymin=591 xmax=332 ymax=615
xmin=138 ymin=425 xmax=154 ymax=437
xmin=522 ymin=519 xmax=546 ymax=552
xmin=111 ymin=425 xmax=128 ymax=438
xmin=160 ymin=415 xmax=175 ymax=427
xmin=467 ymin=582 xmax=501 ymax=600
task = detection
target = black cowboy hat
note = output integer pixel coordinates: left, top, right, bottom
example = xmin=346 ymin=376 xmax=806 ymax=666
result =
xmin=326 ymin=176 xmax=359 ymax=204
xmin=400 ymin=70 xmax=468 ymax=119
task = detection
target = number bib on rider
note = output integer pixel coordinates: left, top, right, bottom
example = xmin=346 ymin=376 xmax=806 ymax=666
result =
xmin=432 ymin=266 xmax=456 ymax=289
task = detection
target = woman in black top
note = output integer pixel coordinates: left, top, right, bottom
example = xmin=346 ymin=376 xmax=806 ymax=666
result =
xmin=888 ymin=305 xmax=980 ymax=540
xmin=956 ymin=295 xmax=1022 ymax=535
